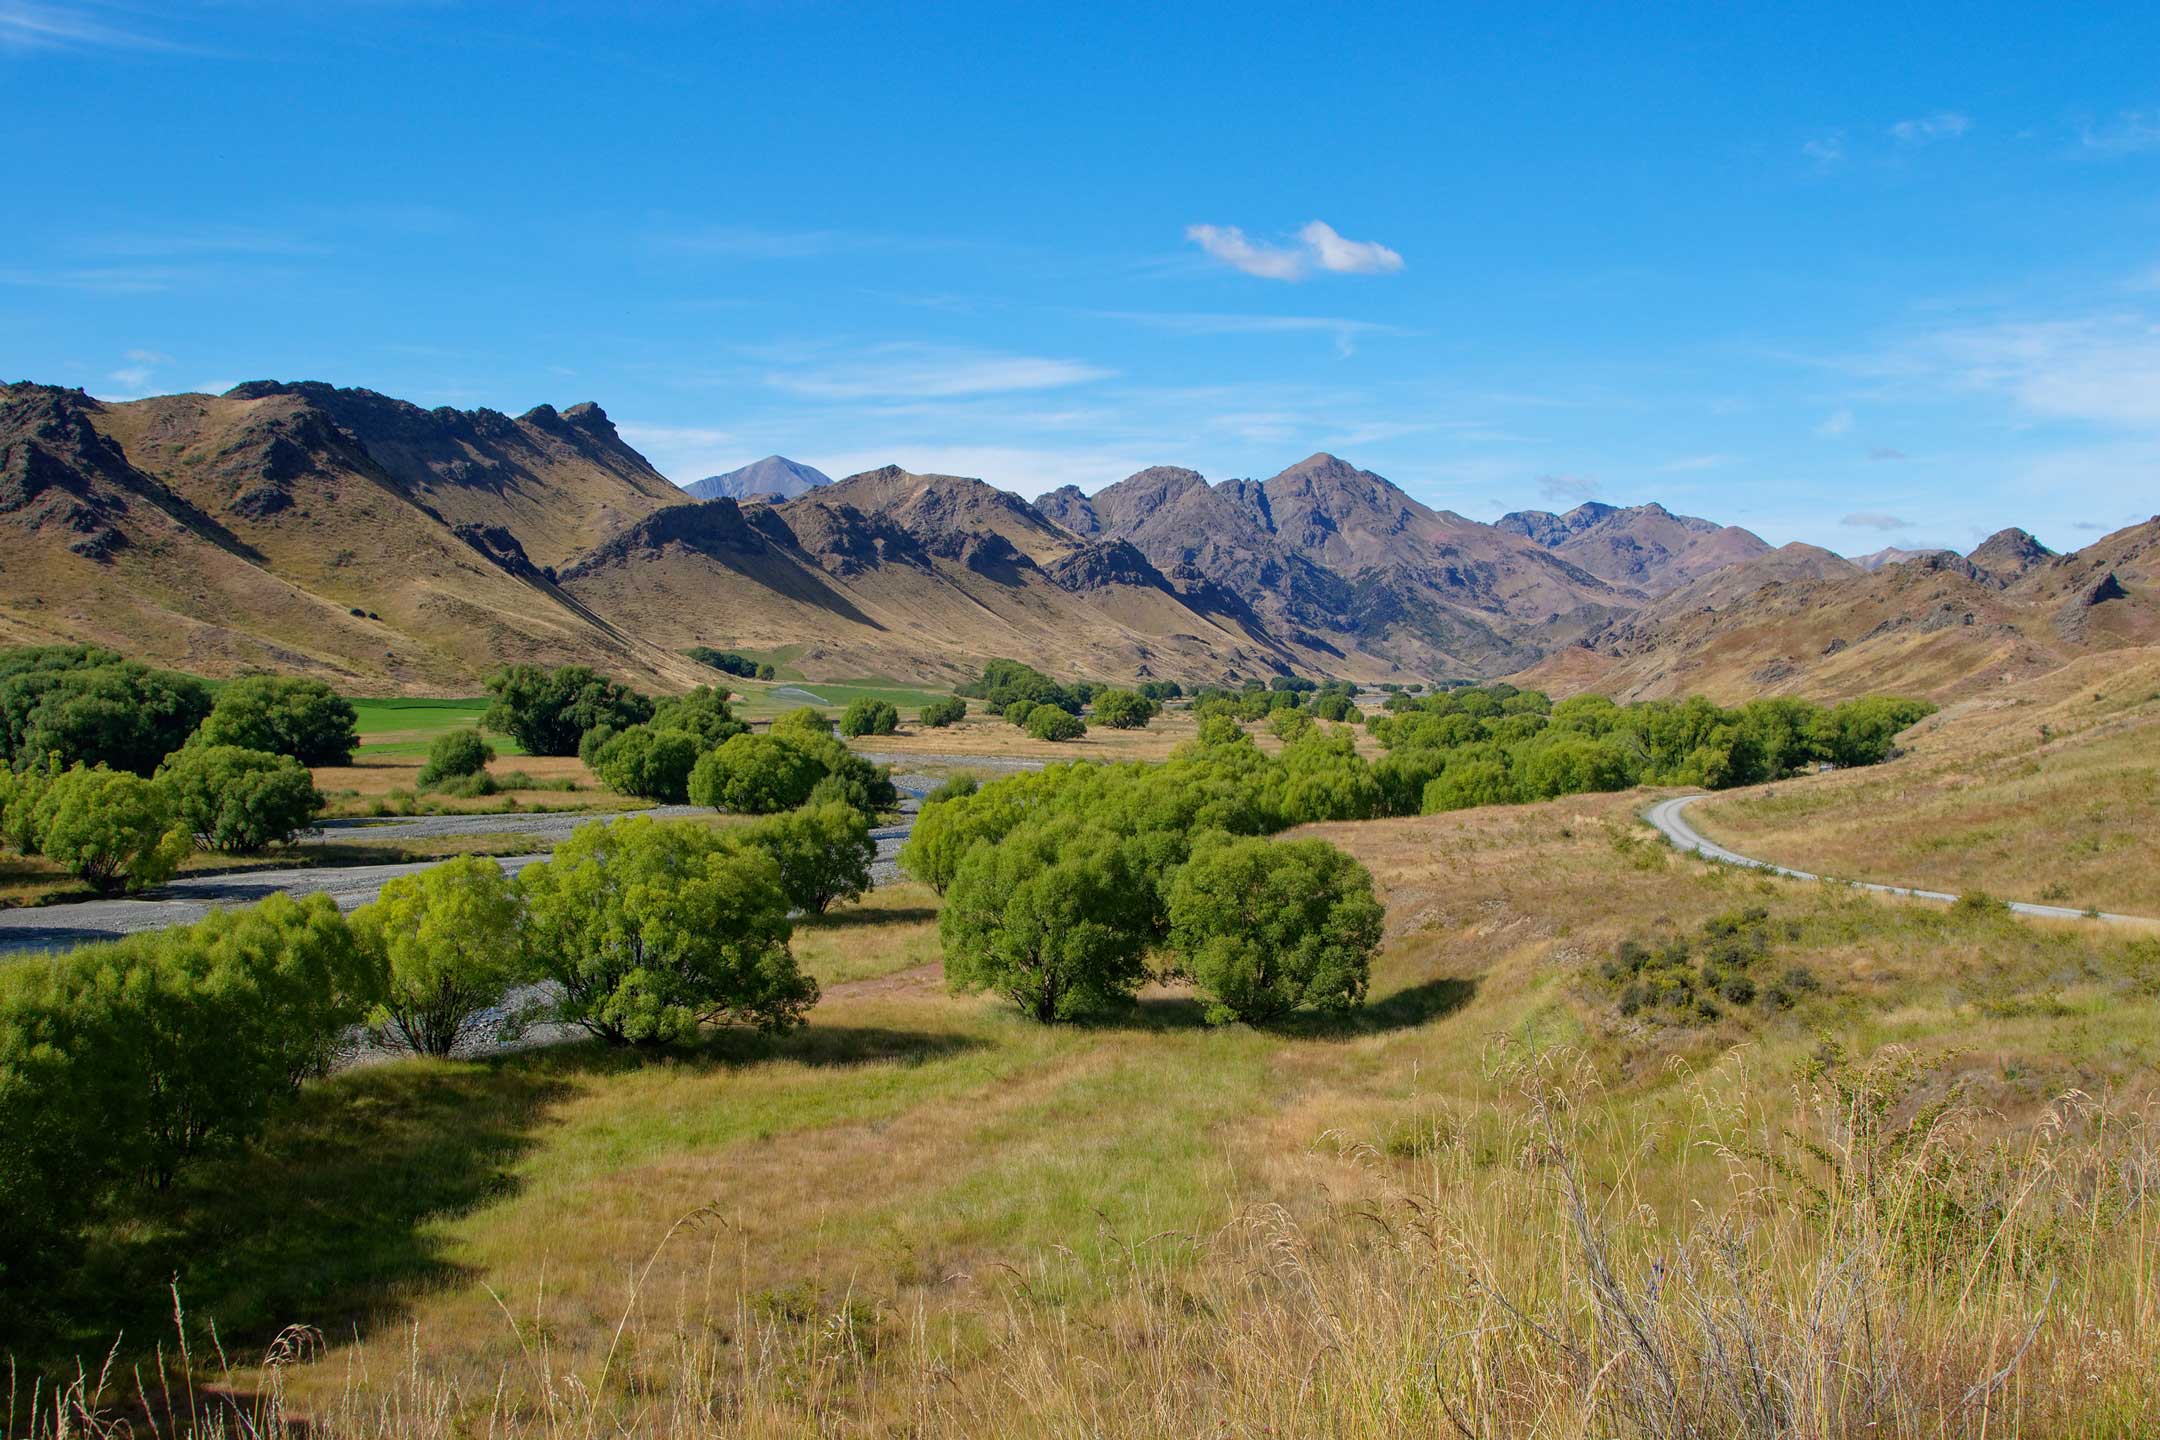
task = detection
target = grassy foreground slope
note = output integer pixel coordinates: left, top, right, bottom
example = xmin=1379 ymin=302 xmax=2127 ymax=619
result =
xmin=35 ymin=793 xmax=2160 ymax=1436
xmin=1691 ymin=647 xmax=2160 ymax=916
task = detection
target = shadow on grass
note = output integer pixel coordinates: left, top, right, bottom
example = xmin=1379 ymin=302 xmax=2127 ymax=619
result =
xmin=522 ymin=1020 xmax=985 ymax=1078
xmin=59 ymin=1060 xmax=573 ymax=1366
xmin=1089 ymin=975 xmax=1480 ymax=1039
xmin=799 ymin=904 xmax=940 ymax=932
xmin=44 ymin=1020 xmax=982 ymax=1374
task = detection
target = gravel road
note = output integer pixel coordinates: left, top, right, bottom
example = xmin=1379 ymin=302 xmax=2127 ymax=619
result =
xmin=1645 ymin=793 xmax=2154 ymax=926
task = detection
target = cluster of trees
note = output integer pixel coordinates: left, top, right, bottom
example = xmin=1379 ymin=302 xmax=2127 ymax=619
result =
xmin=686 ymin=647 xmax=777 ymax=681
xmin=956 ymin=658 xmax=1092 ymax=717
xmin=1190 ymin=678 xmax=1362 ymax=726
xmin=0 ymin=650 xmax=352 ymax=892
xmin=1 ymin=806 xmax=847 ymax=1326
xmin=900 ymin=725 xmax=1385 ymax=1026
xmin=1364 ymin=685 xmax=1937 ymax=810
xmin=684 ymin=707 xmax=898 ymax=816
xmin=839 ymin=698 xmax=899 ymax=737
xmin=919 ymin=696 xmax=967 ymax=728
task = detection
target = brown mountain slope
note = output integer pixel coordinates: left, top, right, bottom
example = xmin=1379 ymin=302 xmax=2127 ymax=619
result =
xmin=556 ymin=469 xmax=1313 ymax=684
xmin=1495 ymin=499 xmax=1771 ymax=594
xmin=1038 ymin=453 xmax=1630 ymax=677
xmin=2 ymin=382 xmax=704 ymax=692
xmin=1513 ymin=527 xmax=2156 ymax=703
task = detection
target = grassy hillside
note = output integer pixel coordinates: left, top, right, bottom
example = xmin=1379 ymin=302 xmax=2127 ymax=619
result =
xmin=1691 ymin=648 xmax=2160 ymax=916
xmin=26 ymin=788 xmax=2159 ymax=1436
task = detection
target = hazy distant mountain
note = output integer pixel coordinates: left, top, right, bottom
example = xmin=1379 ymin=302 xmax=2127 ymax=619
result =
xmin=683 ymin=455 xmax=830 ymax=502
xmin=1495 ymin=500 xmax=1771 ymax=595
xmin=1851 ymin=545 xmax=1957 ymax=572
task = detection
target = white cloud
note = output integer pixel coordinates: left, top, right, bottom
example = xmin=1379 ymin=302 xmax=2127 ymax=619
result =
xmin=2081 ymin=111 xmax=2160 ymax=154
xmin=1185 ymin=220 xmax=1404 ymax=281
xmin=1889 ymin=112 xmax=1970 ymax=144
xmin=767 ymin=344 xmax=1112 ymax=401
xmin=1297 ymin=221 xmax=1404 ymax=276
xmin=107 ymin=365 xmax=151 ymax=388
xmin=1816 ymin=407 xmax=1855 ymax=437
xmin=1184 ymin=224 xmax=1307 ymax=280
xmin=1841 ymin=512 xmax=1910 ymax=531
xmin=124 ymin=347 xmax=171 ymax=365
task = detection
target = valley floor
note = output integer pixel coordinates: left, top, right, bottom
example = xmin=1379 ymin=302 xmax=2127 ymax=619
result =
xmin=26 ymin=785 xmax=2160 ymax=1437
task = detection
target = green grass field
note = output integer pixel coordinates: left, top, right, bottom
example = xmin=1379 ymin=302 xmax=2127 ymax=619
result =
xmin=346 ymin=696 xmax=524 ymax=757
xmin=725 ymin=676 xmax=956 ymax=721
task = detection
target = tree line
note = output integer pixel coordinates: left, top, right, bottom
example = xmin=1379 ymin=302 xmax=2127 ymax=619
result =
xmin=0 ymin=649 xmax=358 ymax=894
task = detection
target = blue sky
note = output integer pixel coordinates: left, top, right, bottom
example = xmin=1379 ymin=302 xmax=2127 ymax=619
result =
xmin=6 ymin=1 xmax=2160 ymax=555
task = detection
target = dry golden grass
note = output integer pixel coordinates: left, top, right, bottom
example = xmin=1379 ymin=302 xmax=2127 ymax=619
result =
xmin=26 ymin=784 xmax=2160 ymax=1436
xmin=1693 ymin=649 xmax=2160 ymax=916
xmin=313 ymin=754 xmax=639 ymax=819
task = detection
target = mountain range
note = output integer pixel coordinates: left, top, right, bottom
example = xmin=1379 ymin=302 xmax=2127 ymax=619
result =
xmin=3 ymin=378 xmax=2151 ymax=699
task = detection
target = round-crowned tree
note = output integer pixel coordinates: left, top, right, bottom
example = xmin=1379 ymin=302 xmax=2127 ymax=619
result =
xmin=1003 ymin=699 xmax=1036 ymax=728
xmin=515 ymin=817 xmax=814 ymax=1045
xmin=770 ymin=707 xmax=834 ymax=741
xmin=351 ymin=856 xmax=531 ymax=1057
xmin=156 ymin=745 xmax=323 ymax=851
xmin=1026 ymin=706 xmax=1085 ymax=742
xmin=192 ymin=675 xmax=359 ymax=765
xmin=838 ymin=698 xmax=900 ymax=737
xmin=918 ymin=697 xmax=967 ymax=728
xmin=2 ymin=656 xmax=213 ymax=776
xmin=688 ymin=733 xmax=824 ymax=813
xmin=1090 ymin=689 xmax=1158 ymax=730
xmin=418 ymin=729 xmax=496 ymax=786
xmin=27 ymin=764 xmax=191 ymax=893
xmin=588 ymin=724 xmax=702 ymax=803
xmin=939 ymin=814 xmax=1151 ymax=1022
xmin=1168 ymin=835 xmax=1383 ymax=1025
xmin=742 ymin=800 xmax=875 ymax=913
xmin=650 ymin=685 xmax=747 ymax=748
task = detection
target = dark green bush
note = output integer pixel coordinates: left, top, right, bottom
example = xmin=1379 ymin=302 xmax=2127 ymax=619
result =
xmin=919 ymin=697 xmax=967 ymax=728
xmin=839 ymin=698 xmax=900 ymax=737
xmin=192 ymin=675 xmax=359 ymax=765
xmin=419 ymin=728 xmax=496 ymax=786
xmin=482 ymin=664 xmax=653 ymax=756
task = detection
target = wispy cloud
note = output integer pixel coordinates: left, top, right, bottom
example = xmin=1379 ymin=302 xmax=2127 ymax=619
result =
xmin=1816 ymin=407 xmax=1854 ymax=437
xmin=0 ymin=1 xmax=187 ymax=54
xmin=1802 ymin=133 xmax=1845 ymax=167
xmin=1889 ymin=111 xmax=1970 ymax=144
xmin=2080 ymin=110 xmax=2160 ymax=154
xmin=617 ymin=423 xmax=741 ymax=482
xmin=74 ymin=224 xmax=324 ymax=258
xmin=1658 ymin=453 xmax=1736 ymax=473
xmin=1882 ymin=315 xmax=2160 ymax=427
xmin=1842 ymin=511 xmax=1910 ymax=530
xmin=1536 ymin=473 xmax=1599 ymax=504
xmin=1185 ymin=219 xmax=1404 ymax=281
xmin=1868 ymin=446 xmax=1907 ymax=461
xmin=1095 ymin=308 xmax=1409 ymax=357
xmin=766 ymin=344 xmax=1113 ymax=400
xmin=0 ymin=264 xmax=180 ymax=294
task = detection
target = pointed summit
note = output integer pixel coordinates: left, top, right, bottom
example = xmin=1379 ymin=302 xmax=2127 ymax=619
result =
xmin=683 ymin=455 xmax=831 ymax=503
